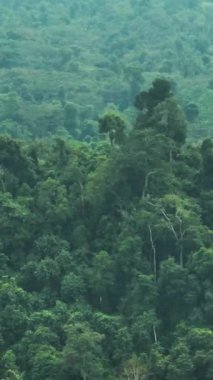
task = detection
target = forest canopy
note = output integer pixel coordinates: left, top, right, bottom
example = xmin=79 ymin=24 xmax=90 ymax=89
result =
xmin=0 ymin=0 xmax=212 ymax=139
xmin=0 ymin=77 xmax=212 ymax=379
xmin=0 ymin=1 xmax=212 ymax=380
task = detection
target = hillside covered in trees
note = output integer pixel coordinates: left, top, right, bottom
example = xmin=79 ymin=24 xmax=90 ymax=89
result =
xmin=0 ymin=78 xmax=212 ymax=380
xmin=0 ymin=1 xmax=212 ymax=380
xmin=0 ymin=0 xmax=212 ymax=139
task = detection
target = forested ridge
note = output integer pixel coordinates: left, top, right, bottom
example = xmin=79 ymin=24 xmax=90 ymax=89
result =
xmin=0 ymin=1 xmax=213 ymax=380
xmin=0 ymin=78 xmax=212 ymax=379
xmin=0 ymin=0 xmax=212 ymax=139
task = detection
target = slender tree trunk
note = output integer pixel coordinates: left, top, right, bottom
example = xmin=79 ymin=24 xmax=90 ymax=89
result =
xmin=142 ymin=171 xmax=155 ymax=199
xmin=153 ymin=325 xmax=158 ymax=343
xmin=148 ymin=224 xmax=157 ymax=280
xmin=176 ymin=215 xmax=184 ymax=267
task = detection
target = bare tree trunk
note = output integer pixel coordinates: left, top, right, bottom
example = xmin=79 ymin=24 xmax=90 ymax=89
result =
xmin=142 ymin=171 xmax=156 ymax=199
xmin=153 ymin=325 xmax=158 ymax=343
xmin=176 ymin=215 xmax=184 ymax=267
xmin=161 ymin=209 xmax=185 ymax=267
xmin=0 ymin=168 xmax=6 ymax=192
xmin=160 ymin=209 xmax=178 ymax=240
xmin=148 ymin=224 xmax=157 ymax=280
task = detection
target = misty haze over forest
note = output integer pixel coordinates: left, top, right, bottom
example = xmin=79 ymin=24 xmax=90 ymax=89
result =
xmin=0 ymin=0 xmax=212 ymax=139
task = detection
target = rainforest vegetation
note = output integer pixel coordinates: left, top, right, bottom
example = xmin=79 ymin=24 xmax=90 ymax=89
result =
xmin=0 ymin=1 xmax=212 ymax=380
xmin=0 ymin=0 xmax=212 ymax=139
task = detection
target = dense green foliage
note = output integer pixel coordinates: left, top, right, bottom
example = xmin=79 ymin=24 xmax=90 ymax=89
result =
xmin=0 ymin=0 xmax=212 ymax=139
xmin=0 ymin=77 xmax=212 ymax=380
xmin=0 ymin=0 xmax=212 ymax=379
